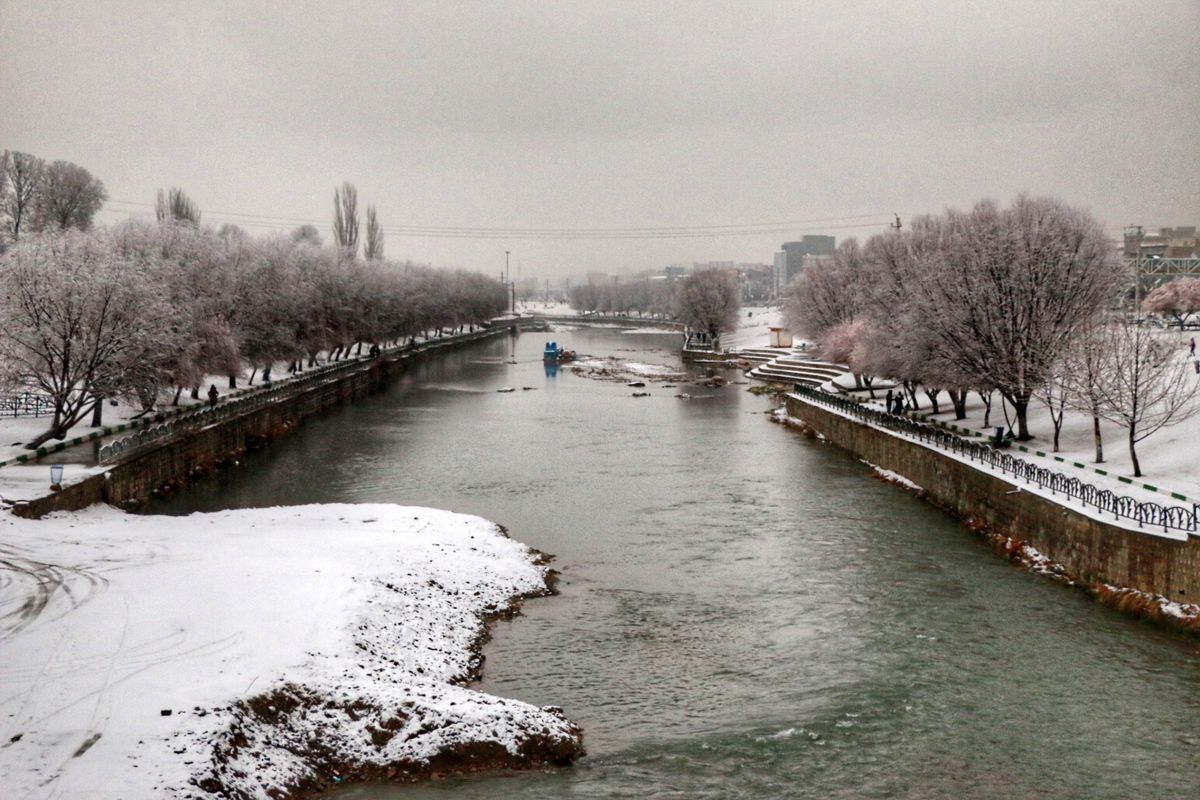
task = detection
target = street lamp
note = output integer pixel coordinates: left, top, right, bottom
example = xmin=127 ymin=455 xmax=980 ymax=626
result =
xmin=505 ymin=250 xmax=512 ymax=313
xmin=50 ymin=463 xmax=64 ymax=489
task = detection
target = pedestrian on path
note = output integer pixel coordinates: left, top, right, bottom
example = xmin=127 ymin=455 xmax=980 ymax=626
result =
xmin=1190 ymin=337 xmax=1195 ymax=357
xmin=208 ymin=384 xmax=219 ymax=407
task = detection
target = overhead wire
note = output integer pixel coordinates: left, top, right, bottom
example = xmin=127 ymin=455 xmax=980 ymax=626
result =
xmin=97 ymin=199 xmax=896 ymax=240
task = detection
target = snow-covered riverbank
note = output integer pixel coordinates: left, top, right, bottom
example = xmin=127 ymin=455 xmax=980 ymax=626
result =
xmin=0 ymin=504 xmax=582 ymax=798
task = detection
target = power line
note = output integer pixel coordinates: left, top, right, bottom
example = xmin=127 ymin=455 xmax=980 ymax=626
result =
xmin=98 ymin=200 xmax=895 ymax=239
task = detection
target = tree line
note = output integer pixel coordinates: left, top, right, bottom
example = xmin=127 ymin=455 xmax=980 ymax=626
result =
xmin=567 ymin=271 xmax=741 ymax=344
xmin=785 ymin=195 xmax=1198 ymax=476
xmin=0 ymin=221 xmax=507 ymax=449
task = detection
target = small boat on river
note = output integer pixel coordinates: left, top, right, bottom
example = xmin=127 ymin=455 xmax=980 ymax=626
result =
xmin=544 ymin=342 xmax=577 ymax=362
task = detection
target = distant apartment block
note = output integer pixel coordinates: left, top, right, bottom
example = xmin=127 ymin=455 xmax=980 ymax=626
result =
xmin=1125 ymin=226 xmax=1199 ymax=259
xmin=774 ymin=234 xmax=835 ymax=296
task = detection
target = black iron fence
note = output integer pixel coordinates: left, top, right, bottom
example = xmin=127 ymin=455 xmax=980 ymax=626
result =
xmin=0 ymin=392 xmax=55 ymax=418
xmin=789 ymin=384 xmax=1198 ymax=534
xmin=96 ymin=325 xmax=514 ymax=466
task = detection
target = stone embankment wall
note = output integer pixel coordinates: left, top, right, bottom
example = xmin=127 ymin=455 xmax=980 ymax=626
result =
xmin=13 ymin=326 xmax=520 ymax=519
xmin=785 ymin=395 xmax=1200 ymax=602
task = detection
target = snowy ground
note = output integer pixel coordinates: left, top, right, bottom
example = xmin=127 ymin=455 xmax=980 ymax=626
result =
xmin=837 ymin=352 xmax=1200 ymax=502
xmin=0 ymin=504 xmax=581 ymax=798
xmin=720 ymin=305 xmax=784 ymax=351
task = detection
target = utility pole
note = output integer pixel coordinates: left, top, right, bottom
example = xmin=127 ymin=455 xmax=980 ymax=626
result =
xmin=505 ymin=250 xmax=512 ymax=314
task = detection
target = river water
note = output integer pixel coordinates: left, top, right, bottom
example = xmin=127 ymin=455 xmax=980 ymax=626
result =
xmin=147 ymin=325 xmax=1200 ymax=799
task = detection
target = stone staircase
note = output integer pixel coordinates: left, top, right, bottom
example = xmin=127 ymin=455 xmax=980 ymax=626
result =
xmin=732 ymin=346 xmax=794 ymax=364
xmin=746 ymin=351 xmax=851 ymax=389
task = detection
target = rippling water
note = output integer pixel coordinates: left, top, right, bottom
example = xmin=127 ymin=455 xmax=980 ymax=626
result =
xmin=146 ymin=326 xmax=1200 ymax=799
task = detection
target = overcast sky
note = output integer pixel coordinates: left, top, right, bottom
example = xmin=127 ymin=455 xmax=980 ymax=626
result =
xmin=3 ymin=0 xmax=1197 ymax=279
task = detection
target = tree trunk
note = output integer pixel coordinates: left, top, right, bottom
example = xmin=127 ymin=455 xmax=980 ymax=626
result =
xmin=1012 ymin=395 xmax=1031 ymax=440
xmin=191 ymin=385 xmax=200 ymax=400
xmin=90 ymin=398 xmax=103 ymax=427
xmin=228 ymin=375 xmax=237 ymax=389
xmin=26 ymin=427 xmax=65 ymax=450
xmin=1129 ymin=427 xmax=1142 ymax=477
xmin=248 ymin=368 xmax=257 ymax=385
xmin=950 ymin=390 xmax=967 ymax=420
xmin=1092 ymin=415 xmax=1104 ymax=463
xmin=924 ymin=388 xmax=940 ymax=414
xmin=173 ymin=385 xmax=184 ymax=406
xmin=1052 ymin=418 xmax=1062 ymax=452
xmin=980 ymin=390 xmax=992 ymax=428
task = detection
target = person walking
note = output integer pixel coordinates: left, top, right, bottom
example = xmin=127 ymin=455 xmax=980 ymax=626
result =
xmin=1190 ymin=337 xmax=1196 ymax=357
xmin=207 ymin=384 xmax=219 ymax=407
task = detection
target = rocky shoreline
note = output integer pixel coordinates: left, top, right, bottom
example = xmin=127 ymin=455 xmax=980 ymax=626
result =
xmin=179 ymin=538 xmax=584 ymax=799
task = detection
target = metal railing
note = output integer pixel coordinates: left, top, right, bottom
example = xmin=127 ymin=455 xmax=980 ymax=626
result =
xmin=790 ymin=384 xmax=1198 ymax=534
xmin=0 ymin=392 xmax=55 ymax=418
xmin=96 ymin=326 xmax=513 ymax=465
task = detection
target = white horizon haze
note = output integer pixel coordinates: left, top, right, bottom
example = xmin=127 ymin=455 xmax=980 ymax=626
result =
xmin=3 ymin=0 xmax=1197 ymax=278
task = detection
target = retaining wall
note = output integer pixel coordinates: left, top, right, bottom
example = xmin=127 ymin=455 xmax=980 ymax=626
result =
xmin=12 ymin=326 xmax=517 ymax=519
xmin=785 ymin=394 xmax=1200 ymax=601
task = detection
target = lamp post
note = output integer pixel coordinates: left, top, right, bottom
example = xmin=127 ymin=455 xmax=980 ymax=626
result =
xmin=50 ymin=463 xmax=64 ymax=490
xmin=505 ymin=250 xmax=512 ymax=314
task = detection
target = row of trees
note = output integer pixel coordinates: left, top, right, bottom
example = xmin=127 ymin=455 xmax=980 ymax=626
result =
xmin=786 ymin=195 xmax=1197 ymax=476
xmin=567 ymin=270 xmax=741 ymax=342
xmin=568 ymin=278 xmax=677 ymax=318
xmin=0 ymin=222 xmax=507 ymax=449
xmin=1 ymin=151 xmax=108 ymax=245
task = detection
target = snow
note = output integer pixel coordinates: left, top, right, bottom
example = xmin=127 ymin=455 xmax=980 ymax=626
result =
xmin=861 ymin=460 xmax=924 ymax=491
xmin=720 ymin=305 xmax=784 ymax=350
xmin=0 ymin=503 xmax=580 ymax=798
xmin=840 ymin=336 xmax=1200 ymax=499
xmin=570 ymin=356 xmax=686 ymax=381
xmin=620 ymin=327 xmax=682 ymax=335
xmin=788 ymin=392 xmax=1192 ymax=541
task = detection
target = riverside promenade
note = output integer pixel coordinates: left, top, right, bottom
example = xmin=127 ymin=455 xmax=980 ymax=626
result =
xmin=0 ymin=317 xmax=549 ymax=516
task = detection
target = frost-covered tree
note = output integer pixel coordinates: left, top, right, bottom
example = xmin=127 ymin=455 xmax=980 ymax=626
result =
xmin=332 ymin=183 xmax=359 ymax=258
xmin=364 ymin=204 xmax=384 ymax=260
xmin=1062 ymin=321 xmax=1112 ymax=463
xmin=783 ymin=240 xmax=863 ymax=340
xmin=673 ymin=270 xmax=740 ymax=345
xmin=217 ymin=223 xmax=247 ymax=243
xmin=290 ymin=224 xmax=322 ymax=247
xmin=1142 ymin=278 xmax=1200 ymax=330
xmin=1 ymin=150 xmax=46 ymax=243
xmin=34 ymin=160 xmax=107 ymax=231
xmin=0 ymin=230 xmax=173 ymax=448
xmin=155 ymin=187 xmax=201 ymax=226
xmin=892 ymin=197 xmax=1126 ymax=440
xmin=1092 ymin=321 xmax=1200 ymax=477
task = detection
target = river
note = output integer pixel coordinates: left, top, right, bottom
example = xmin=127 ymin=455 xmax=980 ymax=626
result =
xmin=146 ymin=324 xmax=1200 ymax=799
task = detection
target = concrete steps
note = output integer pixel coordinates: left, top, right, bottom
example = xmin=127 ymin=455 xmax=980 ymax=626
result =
xmin=730 ymin=346 xmax=806 ymax=364
xmin=748 ymin=354 xmax=850 ymax=389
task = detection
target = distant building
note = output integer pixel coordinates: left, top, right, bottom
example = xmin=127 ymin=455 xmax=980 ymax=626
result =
xmin=1125 ymin=226 xmax=1199 ymax=259
xmin=663 ymin=264 xmax=689 ymax=279
xmin=774 ymin=235 xmax=835 ymax=296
